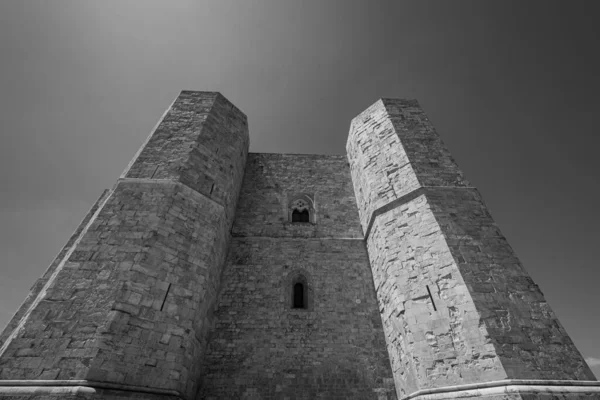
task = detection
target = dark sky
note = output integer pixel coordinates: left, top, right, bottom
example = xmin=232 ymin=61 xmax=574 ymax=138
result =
xmin=1 ymin=0 xmax=599 ymax=377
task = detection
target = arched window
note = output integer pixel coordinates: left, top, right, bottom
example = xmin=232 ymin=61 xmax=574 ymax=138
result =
xmin=292 ymin=209 xmax=310 ymax=222
xmin=293 ymin=282 xmax=305 ymax=308
xmin=288 ymin=194 xmax=315 ymax=224
xmin=289 ymin=274 xmax=310 ymax=310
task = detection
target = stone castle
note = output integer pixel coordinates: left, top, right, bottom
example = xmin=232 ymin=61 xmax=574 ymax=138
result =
xmin=0 ymin=91 xmax=598 ymax=399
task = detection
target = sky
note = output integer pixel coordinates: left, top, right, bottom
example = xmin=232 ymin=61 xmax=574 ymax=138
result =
xmin=0 ymin=0 xmax=599 ymax=378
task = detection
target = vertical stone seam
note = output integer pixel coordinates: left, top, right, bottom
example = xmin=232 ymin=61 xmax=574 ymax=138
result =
xmin=192 ymin=93 xmax=248 ymax=397
xmin=417 ymin=189 xmax=505 ymax=379
xmin=383 ymin=101 xmax=427 ymax=191
xmin=119 ymin=93 xmax=180 ymax=180
xmin=207 ymin=94 xmax=250 ymax=232
xmin=363 ymin=245 xmax=398 ymax=395
xmin=381 ymin=100 xmax=469 ymax=187
xmin=176 ymin=93 xmax=218 ymax=198
xmin=0 ymin=187 xmax=115 ymax=358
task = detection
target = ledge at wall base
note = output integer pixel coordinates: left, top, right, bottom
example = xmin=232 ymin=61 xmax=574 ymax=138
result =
xmin=402 ymin=379 xmax=600 ymax=400
xmin=0 ymin=380 xmax=182 ymax=399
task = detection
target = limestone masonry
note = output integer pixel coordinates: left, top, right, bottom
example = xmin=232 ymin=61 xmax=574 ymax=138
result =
xmin=0 ymin=91 xmax=598 ymax=399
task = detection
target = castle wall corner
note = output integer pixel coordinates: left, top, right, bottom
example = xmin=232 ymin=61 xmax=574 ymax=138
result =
xmin=0 ymin=91 xmax=249 ymax=400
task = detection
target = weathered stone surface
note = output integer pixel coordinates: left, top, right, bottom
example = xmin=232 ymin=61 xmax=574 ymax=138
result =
xmin=347 ymin=98 xmax=596 ymax=399
xmin=124 ymin=90 xmax=248 ymax=224
xmin=346 ymin=99 xmax=470 ymax=233
xmin=1 ymin=93 xmax=597 ymax=400
xmin=199 ymin=153 xmax=396 ymax=399
xmin=366 ymin=193 xmax=506 ymax=396
xmin=0 ymin=91 xmax=248 ymax=400
xmin=0 ymin=391 xmax=175 ymax=400
xmin=0 ymin=189 xmax=111 ymax=352
xmin=231 ymin=153 xmax=364 ymax=239
xmin=426 ymin=188 xmax=593 ymax=381
xmin=0 ymin=381 xmax=180 ymax=399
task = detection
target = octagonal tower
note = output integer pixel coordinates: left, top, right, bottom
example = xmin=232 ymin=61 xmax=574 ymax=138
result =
xmin=347 ymin=98 xmax=599 ymax=399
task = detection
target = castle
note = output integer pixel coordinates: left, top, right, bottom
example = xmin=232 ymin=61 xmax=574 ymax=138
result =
xmin=0 ymin=91 xmax=598 ymax=399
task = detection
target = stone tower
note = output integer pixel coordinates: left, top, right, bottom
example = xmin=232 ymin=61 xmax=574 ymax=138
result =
xmin=0 ymin=91 xmax=597 ymax=399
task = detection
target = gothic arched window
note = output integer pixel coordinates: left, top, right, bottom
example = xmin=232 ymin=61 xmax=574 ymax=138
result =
xmin=288 ymin=195 xmax=315 ymax=224
xmin=292 ymin=209 xmax=309 ymax=222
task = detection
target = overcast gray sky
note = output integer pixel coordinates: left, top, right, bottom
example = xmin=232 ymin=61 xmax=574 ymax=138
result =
xmin=1 ymin=0 xmax=599 ymax=377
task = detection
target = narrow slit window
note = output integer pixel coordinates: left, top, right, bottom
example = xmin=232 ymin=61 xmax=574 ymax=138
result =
xmin=292 ymin=209 xmax=310 ymax=222
xmin=293 ymin=282 xmax=305 ymax=308
xmin=426 ymin=285 xmax=437 ymax=311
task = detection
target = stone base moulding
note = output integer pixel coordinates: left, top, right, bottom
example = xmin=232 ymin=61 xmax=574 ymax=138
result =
xmin=402 ymin=380 xmax=600 ymax=400
xmin=0 ymin=380 xmax=182 ymax=399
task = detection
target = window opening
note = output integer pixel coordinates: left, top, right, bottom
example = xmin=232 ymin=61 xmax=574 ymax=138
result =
xmin=293 ymin=282 xmax=305 ymax=308
xmin=292 ymin=209 xmax=310 ymax=222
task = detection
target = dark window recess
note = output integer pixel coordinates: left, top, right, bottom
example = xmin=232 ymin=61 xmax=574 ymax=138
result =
xmin=293 ymin=283 xmax=305 ymax=308
xmin=292 ymin=209 xmax=310 ymax=222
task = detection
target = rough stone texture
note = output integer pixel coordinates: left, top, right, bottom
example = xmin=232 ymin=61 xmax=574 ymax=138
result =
xmin=426 ymin=188 xmax=593 ymax=381
xmin=199 ymin=153 xmax=397 ymax=399
xmin=414 ymin=393 xmax=600 ymax=400
xmin=346 ymin=99 xmax=470 ymax=233
xmin=0 ymin=91 xmax=248 ymax=400
xmin=0 ymin=189 xmax=111 ymax=351
xmin=0 ymin=386 xmax=180 ymax=400
xmin=347 ymin=99 xmax=596 ymax=399
xmin=231 ymin=154 xmax=364 ymax=239
xmin=124 ymin=91 xmax=248 ymax=225
xmin=1 ymin=93 xmax=597 ymax=400
xmin=366 ymin=193 xmax=506 ymax=396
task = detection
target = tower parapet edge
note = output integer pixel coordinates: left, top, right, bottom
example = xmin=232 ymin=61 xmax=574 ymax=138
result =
xmin=0 ymin=91 xmax=249 ymax=399
xmin=346 ymin=98 xmax=598 ymax=399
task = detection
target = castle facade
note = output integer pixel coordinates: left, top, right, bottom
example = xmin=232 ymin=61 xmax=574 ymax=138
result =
xmin=0 ymin=91 xmax=598 ymax=399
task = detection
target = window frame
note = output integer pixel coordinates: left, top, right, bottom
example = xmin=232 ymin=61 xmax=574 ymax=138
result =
xmin=287 ymin=194 xmax=316 ymax=224
xmin=286 ymin=271 xmax=313 ymax=311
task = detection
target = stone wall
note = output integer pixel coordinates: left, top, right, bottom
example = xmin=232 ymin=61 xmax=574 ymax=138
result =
xmin=367 ymin=191 xmax=508 ymax=396
xmin=347 ymin=98 xmax=596 ymax=399
xmin=0 ymin=189 xmax=111 ymax=351
xmin=2 ymin=92 xmax=597 ymax=400
xmin=346 ymin=99 xmax=470 ymax=233
xmin=0 ymin=91 xmax=249 ymax=400
xmin=199 ymin=153 xmax=397 ymax=399
xmin=0 ymin=383 xmax=181 ymax=399
xmin=426 ymin=187 xmax=594 ymax=380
